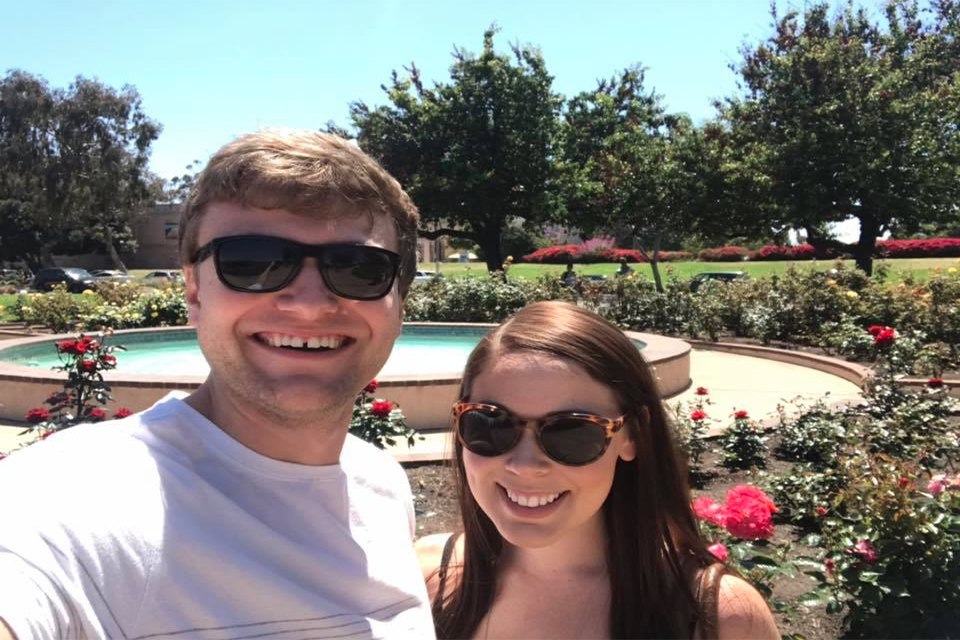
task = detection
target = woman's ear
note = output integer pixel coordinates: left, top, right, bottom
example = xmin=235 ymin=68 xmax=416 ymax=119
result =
xmin=618 ymin=406 xmax=648 ymax=462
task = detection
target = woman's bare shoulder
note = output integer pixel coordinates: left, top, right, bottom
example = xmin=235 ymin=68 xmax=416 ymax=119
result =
xmin=716 ymin=574 xmax=781 ymax=640
xmin=414 ymin=532 xmax=464 ymax=601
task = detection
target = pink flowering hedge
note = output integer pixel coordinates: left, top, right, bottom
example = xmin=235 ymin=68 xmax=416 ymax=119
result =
xmin=697 ymin=245 xmax=753 ymax=262
xmin=874 ymin=238 xmax=960 ymax=258
xmin=522 ymin=244 xmax=692 ymax=264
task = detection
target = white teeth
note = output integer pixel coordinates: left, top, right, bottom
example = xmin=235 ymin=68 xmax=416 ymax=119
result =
xmin=261 ymin=333 xmax=346 ymax=350
xmin=505 ymin=488 xmax=561 ymax=508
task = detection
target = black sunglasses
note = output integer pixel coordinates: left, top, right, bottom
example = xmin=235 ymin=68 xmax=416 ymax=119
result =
xmin=191 ymin=235 xmax=401 ymax=301
xmin=452 ymin=402 xmax=625 ymax=466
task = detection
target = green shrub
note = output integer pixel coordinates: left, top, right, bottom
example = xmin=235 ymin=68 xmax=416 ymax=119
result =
xmin=720 ymin=410 xmax=767 ymax=469
xmin=12 ymin=287 xmax=97 ymax=332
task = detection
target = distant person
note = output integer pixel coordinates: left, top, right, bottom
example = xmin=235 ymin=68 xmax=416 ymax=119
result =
xmin=0 ymin=130 xmax=435 ymax=639
xmin=416 ymin=302 xmax=780 ymax=639
xmin=561 ymin=260 xmax=577 ymax=286
xmin=616 ymin=257 xmax=634 ymax=277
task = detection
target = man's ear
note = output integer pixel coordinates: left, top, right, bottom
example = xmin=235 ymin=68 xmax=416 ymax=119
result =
xmin=183 ymin=265 xmax=201 ymax=326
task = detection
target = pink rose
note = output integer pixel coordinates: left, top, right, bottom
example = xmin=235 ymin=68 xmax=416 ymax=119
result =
xmin=708 ymin=543 xmax=728 ymax=562
xmin=692 ymin=497 xmax=727 ymax=527
xmin=928 ymin=475 xmax=947 ymax=495
xmin=851 ymin=539 xmax=878 ymax=563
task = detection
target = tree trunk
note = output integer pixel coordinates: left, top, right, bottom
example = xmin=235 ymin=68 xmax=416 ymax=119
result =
xmin=639 ymin=234 xmax=665 ymax=293
xmin=482 ymin=231 xmax=504 ymax=273
xmin=104 ymin=228 xmax=127 ymax=271
xmin=855 ymin=214 xmax=881 ymax=276
xmin=40 ymin=244 xmax=55 ymax=268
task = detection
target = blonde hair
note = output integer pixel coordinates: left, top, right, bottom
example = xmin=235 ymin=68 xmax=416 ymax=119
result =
xmin=179 ymin=129 xmax=420 ymax=295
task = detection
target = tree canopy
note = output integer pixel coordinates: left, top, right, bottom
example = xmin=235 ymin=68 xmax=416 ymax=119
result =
xmin=0 ymin=70 xmax=161 ymax=269
xmin=339 ymin=27 xmax=564 ymax=271
xmin=720 ymin=0 xmax=960 ymax=274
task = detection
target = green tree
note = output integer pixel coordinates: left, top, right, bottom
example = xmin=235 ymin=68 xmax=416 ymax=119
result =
xmin=0 ymin=70 xmax=162 ymax=270
xmin=561 ymin=66 xmax=710 ymax=292
xmin=339 ymin=27 xmax=564 ymax=272
xmin=722 ymin=0 xmax=960 ymax=275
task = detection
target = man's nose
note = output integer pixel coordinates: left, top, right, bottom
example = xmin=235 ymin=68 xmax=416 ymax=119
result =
xmin=273 ymin=258 xmax=340 ymax=313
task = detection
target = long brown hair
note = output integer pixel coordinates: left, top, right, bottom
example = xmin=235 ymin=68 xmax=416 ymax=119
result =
xmin=434 ymin=301 xmax=716 ymax=638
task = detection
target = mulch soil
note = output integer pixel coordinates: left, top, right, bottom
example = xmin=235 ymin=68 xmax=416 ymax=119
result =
xmin=404 ymin=431 xmax=846 ymax=640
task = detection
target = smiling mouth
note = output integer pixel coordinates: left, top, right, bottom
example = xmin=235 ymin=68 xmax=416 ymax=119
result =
xmin=500 ymin=484 xmax=568 ymax=508
xmin=255 ymin=332 xmax=351 ymax=352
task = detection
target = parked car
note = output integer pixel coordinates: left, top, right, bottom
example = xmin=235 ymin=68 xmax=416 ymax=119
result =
xmin=91 ymin=270 xmax=137 ymax=284
xmin=690 ymin=271 xmax=748 ymax=292
xmin=413 ymin=270 xmax=445 ymax=283
xmin=31 ymin=268 xmax=97 ymax=293
xmin=142 ymin=270 xmax=183 ymax=285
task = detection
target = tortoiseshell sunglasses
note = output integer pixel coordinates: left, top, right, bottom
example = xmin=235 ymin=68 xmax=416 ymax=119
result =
xmin=452 ymin=402 xmax=625 ymax=466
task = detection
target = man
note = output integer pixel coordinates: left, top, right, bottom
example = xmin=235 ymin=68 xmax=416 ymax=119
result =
xmin=0 ymin=130 xmax=435 ymax=639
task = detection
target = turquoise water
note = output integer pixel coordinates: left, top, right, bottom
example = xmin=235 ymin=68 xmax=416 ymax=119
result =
xmin=1 ymin=327 xmax=646 ymax=377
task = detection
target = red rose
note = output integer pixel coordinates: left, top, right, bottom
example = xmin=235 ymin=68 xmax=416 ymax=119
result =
xmin=850 ymin=539 xmax=878 ymax=563
xmin=80 ymin=336 xmax=94 ymax=344
xmin=25 ymin=408 xmax=49 ymax=424
xmin=370 ymin=400 xmax=394 ymax=418
xmin=79 ymin=359 xmax=97 ymax=372
xmin=722 ymin=485 xmax=778 ymax=540
xmin=734 ymin=410 xmax=749 ymax=420
xmin=113 ymin=408 xmax=133 ymax=419
xmin=57 ymin=340 xmax=78 ymax=354
xmin=867 ymin=325 xmax=885 ymax=337
xmin=692 ymin=497 xmax=727 ymax=527
xmin=927 ymin=378 xmax=945 ymax=388
xmin=874 ymin=328 xmax=896 ymax=348
xmin=824 ymin=559 xmax=835 ymax=576
xmin=88 ymin=407 xmax=107 ymax=422
xmin=898 ymin=476 xmax=910 ymax=488
xmin=690 ymin=410 xmax=707 ymax=421
xmin=87 ymin=340 xmax=100 ymax=352
xmin=100 ymin=354 xmax=117 ymax=366
xmin=695 ymin=387 xmax=709 ymax=396
xmin=815 ymin=506 xmax=828 ymax=517
xmin=73 ymin=341 xmax=89 ymax=354
xmin=364 ymin=380 xmax=379 ymax=394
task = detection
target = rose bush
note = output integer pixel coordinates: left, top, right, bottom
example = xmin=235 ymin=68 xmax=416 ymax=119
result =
xmin=349 ymin=380 xmax=419 ymax=449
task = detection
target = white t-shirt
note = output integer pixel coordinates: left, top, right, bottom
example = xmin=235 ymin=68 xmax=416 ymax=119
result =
xmin=0 ymin=393 xmax=435 ymax=639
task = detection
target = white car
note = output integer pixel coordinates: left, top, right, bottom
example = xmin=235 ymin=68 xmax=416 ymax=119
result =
xmin=142 ymin=270 xmax=184 ymax=284
xmin=413 ymin=270 xmax=444 ymax=283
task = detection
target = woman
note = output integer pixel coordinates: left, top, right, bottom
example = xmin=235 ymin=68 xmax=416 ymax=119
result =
xmin=416 ymin=301 xmax=779 ymax=639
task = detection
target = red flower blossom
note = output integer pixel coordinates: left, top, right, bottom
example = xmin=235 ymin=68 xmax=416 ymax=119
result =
xmin=363 ymin=380 xmax=378 ymax=394
xmin=690 ymin=410 xmax=707 ymax=421
xmin=692 ymin=497 xmax=727 ymax=527
xmin=815 ymin=506 xmax=828 ymax=517
xmin=707 ymin=542 xmax=728 ymax=562
xmin=723 ymin=485 xmax=778 ymax=540
xmin=867 ymin=325 xmax=885 ymax=337
xmin=87 ymin=408 xmax=107 ymax=422
xmin=850 ymin=539 xmax=878 ymax=563
xmin=695 ymin=387 xmax=709 ymax=396
xmin=25 ymin=408 xmax=49 ymax=424
xmin=824 ymin=559 xmax=835 ymax=576
xmin=898 ymin=476 xmax=910 ymax=489
xmin=73 ymin=341 xmax=89 ymax=354
xmin=79 ymin=359 xmax=97 ymax=372
xmin=57 ymin=340 xmax=78 ymax=354
xmin=113 ymin=408 xmax=133 ymax=419
xmin=100 ymin=354 xmax=117 ymax=365
xmin=927 ymin=378 xmax=945 ymax=388
xmin=370 ymin=400 xmax=394 ymax=418
xmin=874 ymin=328 xmax=896 ymax=348
xmin=734 ymin=410 xmax=749 ymax=420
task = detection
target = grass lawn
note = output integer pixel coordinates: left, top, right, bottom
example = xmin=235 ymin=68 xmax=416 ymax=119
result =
xmin=420 ymin=257 xmax=960 ymax=283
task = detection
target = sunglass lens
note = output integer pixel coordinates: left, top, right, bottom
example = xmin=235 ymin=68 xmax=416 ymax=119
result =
xmin=216 ymin=237 xmax=298 ymax=291
xmin=322 ymin=245 xmax=397 ymax=299
xmin=459 ymin=408 xmax=520 ymax=457
xmin=540 ymin=417 xmax=608 ymax=465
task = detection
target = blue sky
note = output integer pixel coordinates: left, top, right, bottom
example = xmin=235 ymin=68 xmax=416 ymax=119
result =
xmin=1 ymin=0 xmax=866 ymax=240
xmin=3 ymin=0 xmax=799 ymax=178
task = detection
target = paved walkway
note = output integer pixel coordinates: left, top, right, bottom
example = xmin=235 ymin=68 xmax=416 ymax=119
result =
xmin=0 ymin=349 xmax=864 ymax=461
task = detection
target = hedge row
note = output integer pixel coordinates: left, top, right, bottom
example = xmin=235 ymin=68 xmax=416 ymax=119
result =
xmin=522 ymin=244 xmax=693 ymax=264
xmin=524 ymin=238 xmax=960 ymax=264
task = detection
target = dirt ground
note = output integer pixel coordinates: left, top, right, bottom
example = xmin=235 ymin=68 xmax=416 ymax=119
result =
xmin=404 ymin=433 xmax=846 ymax=640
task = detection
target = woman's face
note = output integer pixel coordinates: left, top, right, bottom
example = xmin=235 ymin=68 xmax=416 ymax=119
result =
xmin=461 ymin=352 xmax=636 ymax=549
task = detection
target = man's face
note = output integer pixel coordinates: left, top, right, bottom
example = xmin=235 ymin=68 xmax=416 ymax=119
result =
xmin=184 ymin=201 xmax=403 ymax=421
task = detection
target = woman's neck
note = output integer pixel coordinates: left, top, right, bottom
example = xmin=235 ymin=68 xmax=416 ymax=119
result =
xmin=501 ymin=512 xmax=609 ymax=580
